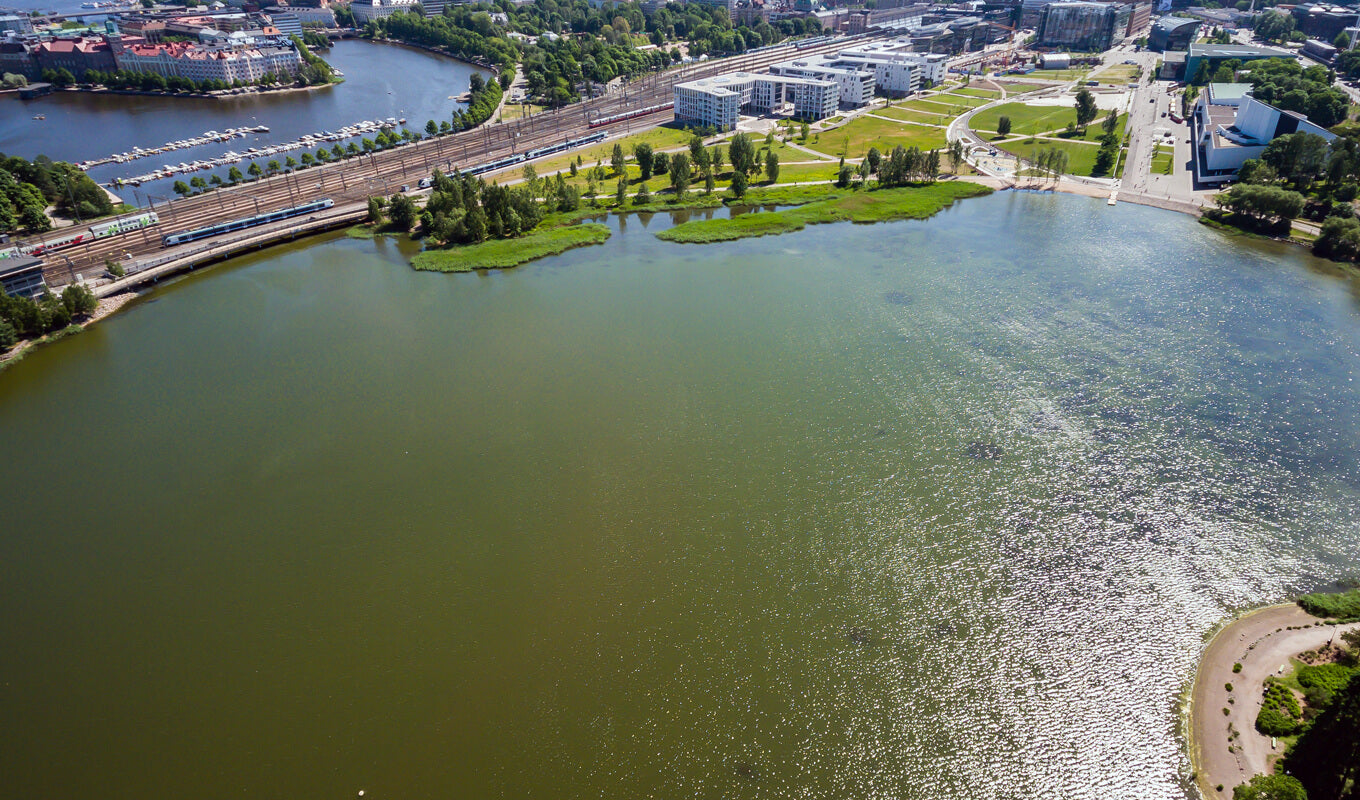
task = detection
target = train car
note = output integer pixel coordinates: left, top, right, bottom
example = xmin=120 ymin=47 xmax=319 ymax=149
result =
xmin=588 ymin=103 xmax=674 ymax=129
xmin=27 ymin=230 xmax=90 ymax=257
xmin=0 ymin=246 xmax=23 ymax=260
xmin=90 ymin=212 xmax=159 ymax=239
xmin=162 ymin=198 xmax=334 ymax=247
xmin=462 ymin=153 xmax=526 ymax=177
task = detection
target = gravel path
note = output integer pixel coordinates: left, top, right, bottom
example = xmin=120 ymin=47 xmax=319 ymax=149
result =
xmin=1189 ymin=604 xmax=1360 ymax=798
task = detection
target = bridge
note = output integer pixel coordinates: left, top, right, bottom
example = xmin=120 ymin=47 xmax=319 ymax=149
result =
xmin=16 ymin=34 xmax=889 ymax=289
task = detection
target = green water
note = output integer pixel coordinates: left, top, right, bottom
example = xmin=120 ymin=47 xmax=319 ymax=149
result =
xmin=1 ymin=192 xmax=1358 ymax=800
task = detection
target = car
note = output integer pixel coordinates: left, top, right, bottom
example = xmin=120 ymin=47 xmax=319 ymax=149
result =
xmin=400 ymin=184 xmax=410 ymax=192
xmin=1161 ymin=111 xmax=1167 ymax=117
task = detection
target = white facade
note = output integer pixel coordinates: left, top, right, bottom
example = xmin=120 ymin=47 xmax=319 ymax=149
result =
xmin=836 ymin=41 xmax=948 ymax=87
xmin=114 ymin=40 xmax=303 ymax=83
xmin=674 ymin=71 xmax=838 ymax=130
xmin=265 ymin=5 xmax=337 ymax=27
xmin=350 ymin=0 xmax=421 ymax=24
xmin=1192 ymin=83 xmax=1337 ymax=183
xmin=769 ymin=56 xmax=876 ymax=106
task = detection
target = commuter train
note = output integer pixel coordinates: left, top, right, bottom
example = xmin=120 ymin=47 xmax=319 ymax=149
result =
xmin=460 ymin=132 xmax=609 ymax=177
xmin=0 ymin=212 xmax=160 ymax=259
xmin=161 ymin=198 xmax=334 ymax=247
xmin=588 ymin=103 xmax=673 ymax=129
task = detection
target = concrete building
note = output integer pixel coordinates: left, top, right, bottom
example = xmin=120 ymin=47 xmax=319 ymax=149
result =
xmin=1303 ymin=37 xmax=1339 ymax=62
xmin=1148 ymin=15 xmax=1200 ymax=51
xmin=1037 ymin=2 xmax=1132 ymax=51
xmin=674 ymin=71 xmax=838 ymax=130
xmin=1192 ymin=82 xmax=1337 ymax=183
xmin=30 ymin=36 xmax=118 ymax=79
xmin=769 ymin=55 xmax=876 ymax=105
xmin=1292 ymin=4 xmax=1359 ymax=42
xmin=267 ymin=12 xmax=303 ymax=36
xmin=0 ymin=14 xmax=35 ymax=34
xmin=0 ymin=256 xmax=47 ymax=301
xmin=838 ymin=40 xmax=949 ymax=85
xmin=265 ymin=4 xmax=337 ymax=25
xmin=349 ymin=0 xmax=421 ymax=23
xmin=1183 ymin=43 xmax=1294 ymax=82
xmin=110 ymin=35 xmax=304 ymax=83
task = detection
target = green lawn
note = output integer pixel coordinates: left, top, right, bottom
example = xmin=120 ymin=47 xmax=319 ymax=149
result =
xmin=1090 ymin=63 xmax=1141 ymax=85
xmin=1152 ymin=144 xmax=1174 ymax=175
xmin=1053 ymin=113 xmax=1127 ymax=143
xmin=1007 ymin=137 xmax=1106 ymax=177
xmin=411 ymin=222 xmax=611 ymax=272
xmin=823 ymin=115 xmax=949 ymax=158
xmin=875 ymin=106 xmax=952 ymax=126
xmin=1024 ymin=68 xmax=1091 ymax=81
xmin=500 ymin=126 xmax=697 ymax=182
xmin=949 ymin=86 xmax=1004 ymax=99
xmin=929 ymin=93 xmax=993 ymax=108
xmin=972 ymin=102 xmax=1080 ymax=136
xmin=898 ymin=98 xmax=979 ymax=116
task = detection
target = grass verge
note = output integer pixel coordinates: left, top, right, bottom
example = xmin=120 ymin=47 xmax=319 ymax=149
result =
xmin=657 ymin=182 xmax=991 ymax=244
xmin=411 ymin=223 xmax=610 ymax=272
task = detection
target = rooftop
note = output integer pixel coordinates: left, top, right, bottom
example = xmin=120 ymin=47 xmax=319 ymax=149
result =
xmin=1187 ymin=42 xmax=1293 ymax=57
xmin=1206 ymin=82 xmax=1252 ymax=101
xmin=1153 ymin=15 xmax=1202 ymax=31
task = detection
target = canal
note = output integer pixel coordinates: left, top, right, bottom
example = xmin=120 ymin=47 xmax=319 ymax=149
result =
xmin=1 ymin=193 xmax=1358 ymax=800
xmin=0 ymin=39 xmax=491 ymax=203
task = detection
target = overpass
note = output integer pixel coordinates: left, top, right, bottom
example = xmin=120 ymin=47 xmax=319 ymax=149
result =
xmin=19 ymin=33 xmax=892 ymax=288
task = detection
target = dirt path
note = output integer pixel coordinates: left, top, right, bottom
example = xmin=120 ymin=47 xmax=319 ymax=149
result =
xmin=1189 ymin=604 xmax=1360 ymax=798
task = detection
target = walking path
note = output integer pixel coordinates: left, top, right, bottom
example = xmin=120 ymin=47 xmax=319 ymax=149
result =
xmin=1188 ymin=604 xmax=1360 ymax=798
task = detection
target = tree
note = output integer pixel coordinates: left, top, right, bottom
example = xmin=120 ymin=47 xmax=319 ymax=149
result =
xmin=425 ymin=119 xmax=438 ymax=136
xmin=704 ymin=169 xmax=716 ymax=195
xmin=1336 ymin=31 xmax=1352 ymax=51
xmin=866 ymin=147 xmax=881 ymax=174
xmin=1231 ymin=774 xmax=1308 ymax=800
xmin=997 ymin=115 xmax=1012 ymax=137
xmin=172 ymin=180 xmax=191 ymax=196
xmin=836 ymin=164 xmax=853 ymax=188
xmin=227 ymin=166 xmax=244 ymax=183
xmin=949 ymin=139 xmax=964 ymax=173
xmin=729 ymin=169 xmax=748 ymax=198
xmin=765 ymin=150 xmax=779 ymax=183
xmin=653 ymin=151 xmax=669 ymax=177
xmin=633 ymin=143 xmax=654 ymax=180
xmin=60 ymin=284 xmax=97 ymax=317
xmin=1314 ymin=214 xmax=1360 ymax=261
xmin=615 ymin=177 xmax=627 ymax=207
xmin=1074 ymin=88 xmax=1098 ymax=130
xmin=247 ymin=161 xmax=263 ymax=179
xmin=0 ymin=317 xmax=15 ymax=351
xmin=285 ymin=156 xmax=297 ymax=170
xmin=670 ymin=152 xmax=690 ymax=197
xmin=1284 ymin=671 xmax=1360 ymax=800
xmin=729 ymin=133 xmax=756 ymax=175
xmin=190 ymin=176 xmax=206 ymax=191
xmin=633 ymin=181 xmax=650 ymax=206
xmin=1263 ymin=132 xmax=1331 ymax=189
xmin=367 ymin=196 xmax=385 ymax=223
xmin=1102 ymin=110 xmax=1119 ymax=136
xmin=1192 ymin=60 xmax=1212 ymax=87
xmin=387 ymin=193 xmax=417 ymax=231
xmin=1216 ymin=183 xmax=1306 ymax=222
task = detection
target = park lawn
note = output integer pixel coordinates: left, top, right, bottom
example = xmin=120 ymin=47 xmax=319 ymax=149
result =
xmin=1024 ymin=68 xmax=1090 ymax=80
xmin=1007 ymin=137 xmax=1104 ymax=176
xmin=875 ymin=106 xmax=952 ymax=126
xmin=1052 ymin=112 xmax=1128 ymax=142
xmin=949 ymin=86 xmax=1004 ymax=99
xmin=657 ymin=182 xmax=992 ymax=244
xmin=972 ymin=102 xmax=1078 ymax=136
xmin=497 ymin=127 xmax=699 ymax=183
xmin=1152 ymin=144 xmax=1174 ymax=175
xmin=1091 ymin=63 xmax=1141 ymax=85
xmin=898 ymin=98 xmax=978 ymax=116
xmin=822 ymin=115 xmax=948 ymax=158
xmin=992 ymin=80 xmax=1051 ymax=95
xmin=498 ymin=101 xmax=550 ymax=122
xmin=771 ymin=161 xmax=841 ymax=183
xmin=929 ymin=93 xmax=992 ymax=108
xmin=763 ymin=138 xmax=836 ymax=161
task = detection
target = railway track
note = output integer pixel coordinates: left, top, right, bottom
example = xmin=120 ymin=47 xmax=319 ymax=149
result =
xmin=23 ymin=34 xmax=889 ymax=286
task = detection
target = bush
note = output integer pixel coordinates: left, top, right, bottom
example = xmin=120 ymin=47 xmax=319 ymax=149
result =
xmin=1226 ymin=682 xmax=1234 ymax=692
xmin=1297 ymin=588 xmax=1360 ymax=620
xmin=1234 ymin=662 xmax=1244 ymax=673
xmin=1298 ymin=663 xmax=1357 ymax=707
xmin=1256 ymin=682 xmax=1303 ymax=736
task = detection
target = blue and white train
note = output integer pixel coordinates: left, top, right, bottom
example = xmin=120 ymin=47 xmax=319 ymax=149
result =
xmin=161 ymin=199 xmax=334 ymax=247
xmin=460 ymin=132 xmax=610 ymax=178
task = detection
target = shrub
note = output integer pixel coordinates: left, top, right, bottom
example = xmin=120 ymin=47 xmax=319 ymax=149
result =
xmin=1255 ymin=682 xmax=1303 ymax=736
xmin=1234 ymin=662 xmax=1244 ymax=673
xmin=1297 ymin=588 xmax=1360 ymax=619
xmin=1226 ymin=683 xmax=1234 ymax=692
xmin=1298 ymin=663 xmax=1357 ymax=707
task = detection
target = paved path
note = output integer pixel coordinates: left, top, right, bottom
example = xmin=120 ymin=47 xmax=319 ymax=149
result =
xmin=1189 ymin=605 xmax=1360 ymax=798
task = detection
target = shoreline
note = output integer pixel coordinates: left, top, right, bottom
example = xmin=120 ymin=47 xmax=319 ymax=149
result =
xmin=1186 ymin=603 xmax=1360 ymax=799
xmin=0 ymin=290 xmax=137 ymax=373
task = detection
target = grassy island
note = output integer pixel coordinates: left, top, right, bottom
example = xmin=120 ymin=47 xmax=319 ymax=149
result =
xmin=656 ymin=182 xmax=992 ymax=245
xmin=412 ymin=222 xmax=610 ymax=272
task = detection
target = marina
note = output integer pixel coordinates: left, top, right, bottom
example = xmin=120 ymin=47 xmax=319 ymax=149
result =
xmin=103 ymin=117 xmax=407 ymax=187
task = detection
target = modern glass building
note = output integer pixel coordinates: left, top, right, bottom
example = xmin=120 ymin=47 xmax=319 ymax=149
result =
xmin=1037 ymin=2 xmax=1133 ymax=51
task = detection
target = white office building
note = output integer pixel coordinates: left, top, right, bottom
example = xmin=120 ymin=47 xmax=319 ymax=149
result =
xmin=350 ymin=0 xmax=422 ymax=24
xmin=769 ymin=55 xmax=876 ymax=106
xmin=674 ymin=71 xmax=838 ymax=130
xmin=1192 ymin=82 xmax=1337 ymax=183
xmin=836 ymin=41 xmax=948 ymax=89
